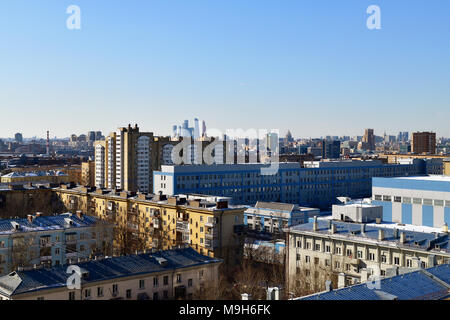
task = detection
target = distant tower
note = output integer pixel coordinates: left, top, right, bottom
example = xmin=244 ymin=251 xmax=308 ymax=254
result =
xmin=172 ymin=125 xmax=178 ymax=138
xmin=46 ymin=131 xmax=50 ymax=156
xmin=194 ymin=118 xmax=200 ymax=139
xmin=202 ymin=120 xmax=207 ymax=138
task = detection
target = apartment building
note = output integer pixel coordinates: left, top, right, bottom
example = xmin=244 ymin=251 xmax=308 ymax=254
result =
xmin=0 ymin=212 xmax=113 ymax=276
xmin=0 ymin=170 xmax=69 ymax=185
xmin=53 ymin=184 xmax=245 ymax=258
xmin=444 ymin=159 xmax=450 ymax=176
xmin=412 ymin=132 xmax=436 ymax=154
xmin=244 ymin=202 xmax=319 ymax=234
xmin=285 ymin=218 xmax=450 ymax=292
xmin=0 ymin=247 xmax=220 ymax=300
xmin=154 ymin=159 xmax=425 ymax=209
xmin=372 ymin=176 xmax=450 ymax=228
xmin=81 ymin=160 xmax=95 ymax=187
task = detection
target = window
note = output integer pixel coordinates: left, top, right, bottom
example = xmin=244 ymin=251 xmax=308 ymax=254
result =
xmin=153 ymin=277 xmax=159 ymax=286
xmin=381 ymin=270 xmax=386 ymax=276
xmin=112 ymin=284 xmax=118 ymax=294
xmin=334 ymin=261 xmax=340 ymax=269
xmin=305 ymin=256 xmax=310 ymax=263
xmin=296 ymin=254 xmax=301 ymax=261
xmin=163 ymin=275 xmax=169 ymax=285
xmin=357 ymin=250 xmax=363 ymax=259
xmin=84 ymin=289 xmax=91 ymax=299
xmin=176 ymin=274 xmax=182 ymax=283
xmin=163 ymin=290 xmax=168 ymax=299
xmin=346 ymin=249 xmax=352 ymax=257
xmin=381 ymin=255 xmax=387 ymax=263
xmin=97 ymin=287 xmax=103 ymax=297
xmin=402 ymin=197 xmax=411 ymax=204
xmin=153 ymin=292 xmax=159 ymax=300
xmin=314 ymin=257 xmax=319 ymax=265
xmin=434 ymin=200 xmax=444 ymax=207
xmin=69 ymin=292 xmax=75 ymax=300
xmin=126 ymin=289 xmax=132 ymax=299
xmin=406 ymin=259 xmax=412 ymax=267
xmin=413 ymin=198 xmax=422 ymax=205
xmin=55 ymin=248 xmax=60 ymax=255
xmin=139 ymin=280 xmax=145 ymax=289
xmin=335 ymin=247 xmax=342 ymax=255
xmin=345 ymin=264 xmax=350 ymax=271
xmin=394 ymin=257 xmax=400 ymax=265
xmin=368 ymin=252 xmax=375 ymax=261
xmin=423 ymin=199 xmax=433 ymax=206
xmin=315 ymin=244 xmax=321 ymax=251
xmin=382 ymin=195 xmax=391 ymax=202
xmin=374 ymin=195 xmax=382 ymax=201
xmin=325 ymin=259 xmax=330 ymax=267
xmin=394 ymin=196 xmax=402 ymax=203
xmin=188 ymin=279 xmax=193 ymax=287
xmin=325 ymin=245 xmax=331 ymax=253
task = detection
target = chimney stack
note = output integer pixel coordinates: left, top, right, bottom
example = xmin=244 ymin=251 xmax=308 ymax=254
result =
xmin=27 ymin=215 xmax=34 ymax=223
xmin=400 ymin=232 xmax=406 ymax=244
xmin=330 ymin=222 xmax=336 ymax=234
xmin=378 ymin=229 xmax=385 ymax=241
xmin=361 ymin=224 xmax=365 ymax=235
xmin=76 ymin=210 xmax=83 ymax=219
xmin=35 ymin=212 xmax=43 ymax=217
xmin=313 ymin=216 xmax=318 ymax=232
xmin=443 ymin=223 xmax=448 ymax=234
xmin=393 ymin=228 xmax=398 ymax=239
xmin=325 ymin=280 xmax=333 ymax=292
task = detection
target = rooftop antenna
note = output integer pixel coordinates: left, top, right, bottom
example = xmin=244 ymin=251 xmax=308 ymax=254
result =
xmin=46 ymin=130 xmax=50 ymax=156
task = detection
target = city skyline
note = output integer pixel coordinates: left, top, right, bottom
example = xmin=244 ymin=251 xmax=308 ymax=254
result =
xmin=1 ymin=1 xmax=450 ymax=137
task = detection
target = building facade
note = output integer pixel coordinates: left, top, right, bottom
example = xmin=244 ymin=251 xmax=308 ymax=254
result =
xmin=412 ymin=132 xmax=436 ymax=154
xmin=53 ymin=185 xmax=245 ymax=258
xmin=154 ymin=160 xmax=425 ymax=209
xmin=0 ymin=247 xmax=220 ymax=300
xmin=244 ymin=202 xmax=319 ymax=234
xmin=286 ymin=219 xmax=450 ymax=292
xmin=0 ymin=212 xmax=113 ymax=276
xmin=372 ymin=176 xmax=450 ymax=228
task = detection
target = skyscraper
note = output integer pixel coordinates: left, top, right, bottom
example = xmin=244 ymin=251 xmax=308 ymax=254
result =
xmin=14 ymin=133 xmax=23 ymax=143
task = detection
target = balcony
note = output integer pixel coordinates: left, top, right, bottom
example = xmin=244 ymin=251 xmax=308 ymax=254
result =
xmin=204 ymin=239 xmax=218 ymax=249
xmin=176 ymin=221 xmax=189 ymax=233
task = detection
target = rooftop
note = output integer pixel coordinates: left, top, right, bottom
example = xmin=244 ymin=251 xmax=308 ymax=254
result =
xmin=0 ymin=213 xmax=106 ymax=235
xmin=0 ymin=247 xmax=220 ymax=297
xmin=289 ymin=220 xmax=450 ymax=254
xmin=297 ymin=264 xmax=450 ymax=300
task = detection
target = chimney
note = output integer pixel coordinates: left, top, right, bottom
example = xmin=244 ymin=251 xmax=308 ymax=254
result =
xmin=76 ymin=210 xmax=83 ymax=219
xmin=378 ymin=229 xmax=385 ymax=241
xmin=266 ymin=287 xmax=280 ymax=300
xmin=330 ymin=222 xmax=336 ymax=234
xmin=35 ymin=212 xmax=43 ymax=217
xmin=325 ymin=280 xmax=332 ymax=292
xmin=338 ymin=273 xmax=346 ymax=289
xmin=393 ymin=228 xmax=398 ymax=239
xmin=400 ymin=232 xmax=406 ymax=244
xmin=27 ymin=215 xmax=34 ymax=223
xmin=443 ymin=223 xmax=448 ymax=234
xmin=241 ymin=293 xmax=252 ymax=300
xmin=313 ymin=216 xmax=318 ymax=232
xmin=361 ymin=224 xmax=365 ymax=235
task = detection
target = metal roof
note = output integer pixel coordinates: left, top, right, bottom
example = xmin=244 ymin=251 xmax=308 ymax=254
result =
xmin=0 ymin=213 xmax=103 ymax=235
xmin=298 ymin=264 xmax=450 ymax=300
xmin=0 ymin=247 xmax=221 ymax=297
xmin=289 ymin=220 xmax=450 ymax=254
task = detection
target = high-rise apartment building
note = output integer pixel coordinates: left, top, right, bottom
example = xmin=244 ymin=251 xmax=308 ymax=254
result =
xmin=14 ymin=133 xmax=23 ymax=144
xmin=362 ymin=129 xmax=375 ymax=150
xmin=412 ymin=131 xmax=436 ymax=154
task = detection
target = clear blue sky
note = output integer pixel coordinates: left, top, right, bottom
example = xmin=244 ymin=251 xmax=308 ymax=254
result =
xmin=0 ymin=0 xmax=449 ymax=139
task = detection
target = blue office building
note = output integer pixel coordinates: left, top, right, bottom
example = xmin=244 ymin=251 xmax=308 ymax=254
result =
xmin=154 ymin=160 xmax=425 ymax=209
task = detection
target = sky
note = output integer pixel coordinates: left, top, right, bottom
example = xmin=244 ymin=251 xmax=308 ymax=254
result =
xmin=0 ymin=0 xmax=449 ymax=139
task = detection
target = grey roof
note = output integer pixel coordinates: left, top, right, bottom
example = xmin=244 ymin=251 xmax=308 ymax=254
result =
xmin=289 ymin=220 xmax=450 ymax=254
xmin=255 ymin=201 xmax=295 ymax=212
xmin=0 ymin=213 xmax=104 ymax=235
xmin=298 ymin=264 xmax=450 ymax=300
xmin=0 ymin=247 xmax=221 ymax=297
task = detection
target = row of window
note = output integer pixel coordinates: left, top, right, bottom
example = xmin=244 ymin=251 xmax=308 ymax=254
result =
xmin=374 ymin=195 xmax=450 ymax=207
